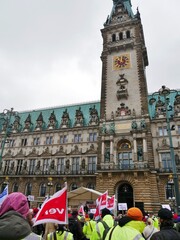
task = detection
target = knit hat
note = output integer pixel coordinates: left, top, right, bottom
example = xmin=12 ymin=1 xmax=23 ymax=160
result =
xmin=127 ymin=207 xmax=143 ymax=221
xmin=0 ymin=192 xmax=29 ymax=219
xmin=158 ymin=208 xmax=173 ymax=220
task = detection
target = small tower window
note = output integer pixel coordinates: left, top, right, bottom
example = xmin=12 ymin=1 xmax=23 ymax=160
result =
xmin=119 ymin=32 xmax=123 ymax=40
xmin=112 ymin=34 xmax=116 ymax=42
xmin=126 ymin=30 xmax=131 ymax=39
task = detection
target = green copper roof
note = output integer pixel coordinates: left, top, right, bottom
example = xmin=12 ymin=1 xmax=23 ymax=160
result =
xmin=107 ymin=0 xmax=134 ymax=25
xmin=0 ymin=101 xmax=100 ymax=132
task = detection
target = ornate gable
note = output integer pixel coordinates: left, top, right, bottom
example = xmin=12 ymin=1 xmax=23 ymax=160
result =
xmin=74 ymin=107 xmax=84 ymax=127
xmin=35 ymin=112 xmax=45 ymax=131
xmin=48 ymin=111 xmax=57 ymax=130
xmin=89 ymin=105 xmax=99 ymax=125
xmin=40 ymin=147 xmax=52 ymax=157
xmin=24 ymin=114 xmax=33 ymax=132
xmin=60 ymin=109 xmax=70 ymax=128
xmin=53 ymin=146 xmax=66 ymax=156
xmin=14 ymin=149 xmax=25 ymax=158
xmin=3 ymin=150 xmax=13 ymax=158
xmin=27 ymin=148 xmax=39 ymax=158
xmin=84 ymin=144 xmax=97 ymax=154
xmin=69 ymin=145 xmax=82 ymax=155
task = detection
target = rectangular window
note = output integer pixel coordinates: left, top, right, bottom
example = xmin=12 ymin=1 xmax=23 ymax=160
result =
xmin=158 ymin=126 xmax=167 ymax=136
xmin=21 ymin=138 xmax=27 ymax=146
xmin=161 ymin=153 xmax=172 ymax=170
xmin=89 ymin=133 xmax=97 ymax=142
xmin=60 ymin=135 xmax=67 ymax=144
xmin=33 ymin=137 xmax=40 ymax=146
xmin=72 ymin=157 xmax=80 ymax=174
xmin=88 ymin=156 xmax=97 ymax=173
xmin=118 ymin=152 xmax=133 ymax=169
xmin=16 ymin=159 xmax=23 ymax=174
xmin=46 ymin=136 xmax=53 ymax=145
xmin=42 ymin=159 xmax=50 ymax=174
xmin=57 ymin=158 xmax=65 ymax=174
xmin=74 ymin=134 xmax=81 ymax=143
xmin=3 ymin=160 xmax=12 ymax=175
xmin=29 ymin=159 xmax=36 ymax=175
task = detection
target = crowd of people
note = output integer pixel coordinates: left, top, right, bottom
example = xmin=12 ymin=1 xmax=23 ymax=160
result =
xmin=0 ymin=192 xmax=180 ymax=239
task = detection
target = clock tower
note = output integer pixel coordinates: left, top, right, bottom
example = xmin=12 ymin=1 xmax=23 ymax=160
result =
xmin=97 ymin=0 xmax=159 ymax=212
xmin=100 ymin=0 xmax=149 ymax=119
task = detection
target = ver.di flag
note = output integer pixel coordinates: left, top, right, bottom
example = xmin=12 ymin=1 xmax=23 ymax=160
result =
xmin=33 ymin=183 xmax=68 ymax=226
xmin=0 ymin=185 xmax=8 ymax=206
xmin=96 ymin=190 xmax=108 ymax=210
xmin=78 ymin=205 xmax=85 ymax=217
xmin=107 ymin=195 xmax=115 ymax=210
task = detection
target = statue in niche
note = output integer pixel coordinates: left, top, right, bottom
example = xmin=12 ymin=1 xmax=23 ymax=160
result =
xmin=111 ymin=111 xmax=114 ymax=120
xmin=24 ymin=114 xmax=32 ymax=131
xmin=101 ymin=122 xmax=106 ymax=134
xmin=137 ymin=146 xmax=143 ymax=161
xmin=12 ymin=116 xmax=21 ymax=132
xmin=74 ymin=107 xmax=84 ymax=126
xmin=22 ymin=161 xmax=28 ymax=174
xmin=36 ymin=160 xmax=41 ymax=170
xmin=89 ymin=105 xmax=99 ymax=125
xmin=109 ymin=122 xmax=115 ymax=134
xmin=35 ymin=112 xmax=44 ymax=130
xmin=105 ymin=149 xmax=110 ymax=162
xmin=131 ymin=120 xmax=137 ymax=130
xmin=81 ymin=159 xmax=85 ymax=170
xmin=66 ymin=159 xmax=70 ymax=170
xmin=50 ymin=160 xmax=55 ymax=170
xmin=48 ymin=111 xmax=57 ymax=129
xmin=61 ymin=109 xmax=70 ymax=127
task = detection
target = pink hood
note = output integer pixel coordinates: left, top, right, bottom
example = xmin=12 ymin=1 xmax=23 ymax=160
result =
xmin=0 ymin=192 xmax=29 ymax=218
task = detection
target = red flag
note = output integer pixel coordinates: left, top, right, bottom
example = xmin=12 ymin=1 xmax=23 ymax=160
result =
xmin=107 ymin=195 xmax=115 ymax=210
xmin=33 ymin=183 xmax=68 ymax=226
xmin=99 ymin=190 xmax=108 ymax=210
xmin=78 ymin=205 xmax=85 ymax=217
xmin=94 ymin=199 xmax=101 ymax=221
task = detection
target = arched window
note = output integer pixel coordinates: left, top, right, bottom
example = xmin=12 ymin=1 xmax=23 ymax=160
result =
xmin=126 ymin=30 xmax=131 ymax=39
xmin=117 ymin=140 xmax=133 ymax=169
xmin=87 ymin=183 xmax=95 ymax=190
xmin=25 ymin=183 xmax=32 ymax=196
xmin=55 ymin=183 xmax=61 ymax=192
xmin=12 ymin=183 xmax=19 ymax=192
xmin=70 ymin=183 xmax=78 ymax=191
xmin=119 ymin=32 xmax=123 ymax=40
xmin=40 ymin=183 xmax=46 ymax=197
xmin=112 ymin=34 xmax=116 ymax=42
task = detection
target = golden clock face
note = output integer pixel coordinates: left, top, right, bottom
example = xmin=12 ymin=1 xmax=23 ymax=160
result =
xmin=113 ymin=54 xmax=130 ymax=70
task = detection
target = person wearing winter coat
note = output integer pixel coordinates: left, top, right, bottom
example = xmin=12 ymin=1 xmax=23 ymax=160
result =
xmin=105 ymin=207 xmax=145 ymax=240
xmin=143 ymin=218 xmax=159 ymax=240
xmin=150 ymin=208 xmax=180 ymax=240
xmin=0 ymin=192 xmax=42 ymax=240
xmin=47 ymin=224 xmax=74 ymax=240
xmin=83 ymin=213 xmax=96 ymax=240
xmin=90 ymin=208 xmax=115 ymax=240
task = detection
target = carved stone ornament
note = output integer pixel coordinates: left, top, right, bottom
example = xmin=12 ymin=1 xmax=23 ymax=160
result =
xmin=116 ymin=103 xmax=131 ymax=117
xmin=35 ymin=112 xmax=44 ymax=131
xmin=174 ymin=95 xmax=180 ymax=116
xmin=155 ymin=96 xmax=166 ymax=117
xmin=116 ymin=74 xmax=128 ymax=100
xmin=60 ymin=109 xmax=70 ymax=128
xmin=24 ymin=114 xmax=32 ymax=132
xmin=48 ymin=111 xmax=57 ymax=129
xmin=12 ymin=116 xmax=21 ymax=133
xmin=74 ymin=107 xmax=84 ymax=127
xmin=89 ymin=105 xmax=99 ymax=125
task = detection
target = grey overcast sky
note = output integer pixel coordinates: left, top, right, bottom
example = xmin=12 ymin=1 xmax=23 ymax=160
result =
xmin=0 ymin=0 xmax=179 ymax=112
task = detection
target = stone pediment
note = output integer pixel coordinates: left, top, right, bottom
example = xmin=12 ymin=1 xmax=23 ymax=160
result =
xmin=84 ymin=144 xmax=97 ymax=154
xmin=27 ymin=148 xmax=39 ymax=158
xmin=3 ymin=150 xmax=13 ymax=158
xmin=53 ymin=146 xmax=66 ymax=156
xmin=40 ymin=147 xmax=52 ymax=157
xmin=69 ymin=145 xmax=82 ymax=155
xmin=14 ymin=149 xmax=25 ymax=158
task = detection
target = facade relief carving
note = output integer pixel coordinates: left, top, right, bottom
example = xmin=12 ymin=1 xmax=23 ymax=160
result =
xmin=116 ymin=103 xmax=131 ymax=117
xmin=89 ymin=105 xmax=99 ymax=125
xmin=74 ymin=107 xmax=84 ymax=127
xmin=48 ymin=111 xmax=57 ymax=129
xmin=60 ymin=109 xmax=70 ymax=128
xmin=116 ymin=74 xmax=128 ymax=100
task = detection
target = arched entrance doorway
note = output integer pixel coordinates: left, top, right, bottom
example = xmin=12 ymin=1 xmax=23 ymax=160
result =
xmin=118 ymin=183 xmax=133 ymax=209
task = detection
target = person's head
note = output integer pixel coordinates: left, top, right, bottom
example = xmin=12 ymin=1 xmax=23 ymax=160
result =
xmin=158 ymin=208 xmax=174 ymax=228
xmin=71 ymin=209 xmax=78 ymax=218
xmin=101 ymin=208 xmax=111 ymax=218
xmin=89 ymin=213 xmax=94 ymax=220
xmin=127 ymin=207 xmax=143 ymax=221
xmin=0 ymin=192 xmax=29 ymax=219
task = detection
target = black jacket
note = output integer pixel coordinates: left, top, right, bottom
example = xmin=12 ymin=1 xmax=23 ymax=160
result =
xmin=150 ymin=226 xmax=180 ymax=240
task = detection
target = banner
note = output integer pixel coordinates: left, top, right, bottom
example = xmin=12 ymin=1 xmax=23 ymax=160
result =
xmin=78 ymin=205 xmax=85 ymax=217
xmin=94 ymin=190 xmax=108 ymax=220
xmin=0 ymin=185 xmax=8 ymax=206
xmin=33 ymin=183 xmax=68 ymax=226
xmin=107 ymin=195 xmax=115 ymax=210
